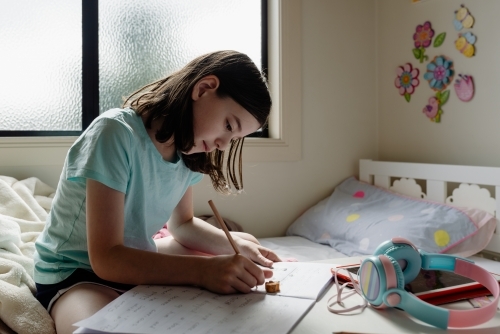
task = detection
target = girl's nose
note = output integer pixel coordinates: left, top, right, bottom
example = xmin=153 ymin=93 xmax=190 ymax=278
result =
xmin=216 ymin=135 xmax=231 ymax=151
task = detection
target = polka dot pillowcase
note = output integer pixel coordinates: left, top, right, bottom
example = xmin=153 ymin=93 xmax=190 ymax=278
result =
xmin=286 ymin=177 xmax=496 ymax=257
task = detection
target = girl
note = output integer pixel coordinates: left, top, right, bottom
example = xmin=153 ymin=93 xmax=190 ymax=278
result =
xmin=34 ymin=50 xmax=281 ymax=334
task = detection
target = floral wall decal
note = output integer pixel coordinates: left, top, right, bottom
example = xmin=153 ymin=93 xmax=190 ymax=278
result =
xmin=393 ymin=4 xmax=479 ymax=123
xmin=423 ymin=90 xmax=450 ymax=123
xmin=454 ymin=74 xmax=474 ymax=102
xmin=424 ymin=55 xmax=454 ymax=91
xmin=395 ymin=63 xmax=420 ymax=102
xmin=412 ymin=21 xmax=446 ymax=61
xmin=412 ymin=21 xmax=434 ymax=63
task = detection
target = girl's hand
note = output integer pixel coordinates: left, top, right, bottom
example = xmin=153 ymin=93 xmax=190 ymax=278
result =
xmin=236 ymin=239 xmax=282 ymax=267
xmin=198 ymin=255 xmax=273 ymax=294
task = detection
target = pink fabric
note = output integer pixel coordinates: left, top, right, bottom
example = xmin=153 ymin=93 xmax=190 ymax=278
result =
xmin=152 ymin=225 xmax=171 ymax=239
xmin=448 ymin=259 xmax=500 ymax=327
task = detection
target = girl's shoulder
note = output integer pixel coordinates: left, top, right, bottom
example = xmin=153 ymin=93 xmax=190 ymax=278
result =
xmin=98 ymin=108 xmax=137 ymax=123
xmin=90 ymin=108 xmax=142 ymax=135
xmin=72 ymin=108 xmax=143 ymax=152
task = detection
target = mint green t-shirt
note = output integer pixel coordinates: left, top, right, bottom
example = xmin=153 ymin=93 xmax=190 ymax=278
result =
xmin=34 ymin=108 xmax=203 ymax=284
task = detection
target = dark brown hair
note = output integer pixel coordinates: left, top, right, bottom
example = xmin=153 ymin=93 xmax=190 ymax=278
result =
xmin=123 ymin=50 xmax=271 ymax=193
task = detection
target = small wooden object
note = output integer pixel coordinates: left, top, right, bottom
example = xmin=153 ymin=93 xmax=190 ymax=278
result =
xmin=265 ymin=281 xmax=280 ymax=293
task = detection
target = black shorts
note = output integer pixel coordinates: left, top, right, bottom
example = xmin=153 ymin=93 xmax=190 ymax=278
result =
xmin=36 ymin=268 xmax=135 ymax=312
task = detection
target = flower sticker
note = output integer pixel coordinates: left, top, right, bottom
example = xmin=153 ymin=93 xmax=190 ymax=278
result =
xmin=423 ymin=55 xmax=454 ymax=91
xmin=422 ymin=89 xmax=450 ymax=123
xmin=395 ymin=63 xmax=419 ymax=102
xmin=412 ymin=21 xmax=434 ymax=63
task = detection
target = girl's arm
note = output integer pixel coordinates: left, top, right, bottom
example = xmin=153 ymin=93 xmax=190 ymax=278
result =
xmin=230 ymin=231 xmax=259 ymax=244
xmin=167 ymin=188 xmax=281 ymax=266
xmin=86 ymin=179 xmax=271 ymax=293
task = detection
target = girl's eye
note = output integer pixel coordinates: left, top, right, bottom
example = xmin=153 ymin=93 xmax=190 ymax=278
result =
xmin=226 ymin=121 xmax=233 ymax=132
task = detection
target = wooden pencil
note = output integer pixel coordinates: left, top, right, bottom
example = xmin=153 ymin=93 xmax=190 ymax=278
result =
xmin=208 ymin=200 xmax=240 ymax=254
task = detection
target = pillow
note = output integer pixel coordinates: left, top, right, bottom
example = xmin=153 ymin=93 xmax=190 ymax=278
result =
xmin=286 ymin=177 xmax=496 ymax=257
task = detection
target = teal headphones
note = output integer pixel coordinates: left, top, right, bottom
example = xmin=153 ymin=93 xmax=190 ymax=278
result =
xmin=358 ymin=238 xmax=500 ymax=329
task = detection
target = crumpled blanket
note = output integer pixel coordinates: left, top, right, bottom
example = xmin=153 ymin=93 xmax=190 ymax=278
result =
xmin=0 ymin=176 xmax=56 ymax=334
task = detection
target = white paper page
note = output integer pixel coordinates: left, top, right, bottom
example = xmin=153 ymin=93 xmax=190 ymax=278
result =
xmin=74 ymin=327 xmax=107 ymax=333
xmin=253 ymin=262 xmax=334 ymax=300
xmin=75 ymin=285 xmax=315 ymax=334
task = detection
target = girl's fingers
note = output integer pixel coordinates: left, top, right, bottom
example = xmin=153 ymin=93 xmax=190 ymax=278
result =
xmin=234 ymin=274 xmax=258 ymax=293
xmin=264 ymin=249 xmax=282 ymax=262
xmin=256 ymin=254 xmax=274 ymax=267
xmin=267 ymin=251 xmax=282 ymax=262
xmin=262 ymin=267 xmax=273 ymax=279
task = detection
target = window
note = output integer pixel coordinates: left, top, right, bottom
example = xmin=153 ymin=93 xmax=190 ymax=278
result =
xmin=1 ymin=0 xmax=265 ymax=136
xmin=0 ymin=0 xmax=301 ymax=164
xmin=245 ymin=0 xmax=301 ymax=161
xmin=0 ymin=0 xmax=82 ymax=136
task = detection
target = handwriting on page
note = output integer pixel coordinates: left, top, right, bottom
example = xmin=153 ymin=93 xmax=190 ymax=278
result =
xmin=75 ymin=285 xmax=314 ymax=334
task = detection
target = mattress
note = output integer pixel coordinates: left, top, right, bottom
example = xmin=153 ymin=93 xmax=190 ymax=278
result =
xmin=257 ymin=236 xmax=348 ymax=262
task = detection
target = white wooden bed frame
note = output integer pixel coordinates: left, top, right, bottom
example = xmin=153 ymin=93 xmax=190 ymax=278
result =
xmin=359 ymin=159 xmax=500 ymax=255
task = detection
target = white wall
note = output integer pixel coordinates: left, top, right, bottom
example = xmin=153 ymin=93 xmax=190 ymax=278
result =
xmin=193 ymin=0 xmax=378 ymax=237
xmin=377 ymin=0 xmax=500 ymax=167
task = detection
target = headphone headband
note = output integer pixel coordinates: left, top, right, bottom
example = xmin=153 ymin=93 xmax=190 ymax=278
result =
xmin=420 ymin=250 xmax=473 ymax=271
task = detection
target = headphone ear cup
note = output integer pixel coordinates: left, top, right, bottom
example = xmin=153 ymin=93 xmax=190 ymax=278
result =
xmin=385 ymin=255 xmax=405 ymax=290
xmin=363 ymin=254 xmax=405 ymax=309
xmin=373 ymin=239 xmax=396 ymax=256
xmin=374 ymin=239 xmax=421 ymax=283
xmin=384 ymin=245 xmax=421 ymax=283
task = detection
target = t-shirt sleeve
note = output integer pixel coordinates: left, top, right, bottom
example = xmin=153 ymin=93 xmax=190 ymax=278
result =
xmin=66 ymin=118 xmax=131 ymax=193
xmin=189 ymin=172 xmax=204 ymax=186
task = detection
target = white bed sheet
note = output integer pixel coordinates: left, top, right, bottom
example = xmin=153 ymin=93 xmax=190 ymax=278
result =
xmin=257 ymin=236 xmax=347 ymax=262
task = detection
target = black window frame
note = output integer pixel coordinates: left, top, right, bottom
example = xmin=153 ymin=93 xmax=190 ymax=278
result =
xmin=1 ymin=0 xmax=268 ymax=138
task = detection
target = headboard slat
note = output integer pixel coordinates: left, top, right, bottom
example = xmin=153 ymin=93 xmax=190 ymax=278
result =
xmin=496 ymin=186 xmax=500 ymax=221
xmin=374 ymin=175 xmax=390 ymax=189
xmin=426 ymin=180 xmax=447 ymax=203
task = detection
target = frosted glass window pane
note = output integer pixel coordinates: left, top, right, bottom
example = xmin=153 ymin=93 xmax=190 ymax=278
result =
xmin=99 ymin=0 xmax=261 ymax=114
xmin=0 ymin=0 xmax=82 ymax=131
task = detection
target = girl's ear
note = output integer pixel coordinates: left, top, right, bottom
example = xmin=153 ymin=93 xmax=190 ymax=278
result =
xmin=191 ymin=75 xmax=220 ymax=101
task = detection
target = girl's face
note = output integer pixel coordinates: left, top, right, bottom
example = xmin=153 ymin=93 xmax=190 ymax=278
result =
xmin=184 ymin=76 xmax=261 ymax=155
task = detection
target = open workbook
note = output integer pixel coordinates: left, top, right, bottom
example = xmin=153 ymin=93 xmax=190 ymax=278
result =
xmin=74 ymin=262 xmax=334 ymax=334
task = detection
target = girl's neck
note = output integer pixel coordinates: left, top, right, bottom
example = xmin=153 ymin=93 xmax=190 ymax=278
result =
xmin=142 ymin=115 xmax=177 ymax=162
